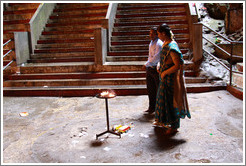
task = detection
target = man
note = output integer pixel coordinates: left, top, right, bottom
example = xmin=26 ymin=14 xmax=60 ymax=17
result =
xmin=144 ymin=27 xmax=163 ymax=114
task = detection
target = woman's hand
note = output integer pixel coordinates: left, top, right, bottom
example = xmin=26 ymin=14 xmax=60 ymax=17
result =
xmin=161 ymin=71 xmax=167 ymax=79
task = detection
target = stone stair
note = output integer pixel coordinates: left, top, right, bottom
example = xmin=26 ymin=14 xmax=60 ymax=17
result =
xmin=28 ymin=3 xmax=109 ymax=64
xmin=3 ymin=3 xmax=227 ymax=97
xmin=3 ymin=3 xmax=40 ymax=73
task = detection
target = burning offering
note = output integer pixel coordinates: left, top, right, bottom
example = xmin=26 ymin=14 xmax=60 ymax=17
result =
xmin=97 ymin=90 xmax=116 ymax=98
xmin=19 ymin=112 xmax=29 ymax=117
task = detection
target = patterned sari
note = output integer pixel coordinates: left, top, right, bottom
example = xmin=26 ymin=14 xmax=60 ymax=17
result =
xmin=155 ymin=41 xmax=191 ymax=129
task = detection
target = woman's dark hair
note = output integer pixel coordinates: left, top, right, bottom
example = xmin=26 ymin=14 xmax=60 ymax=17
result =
xmin=157 ymin=23 xmax=172 ymax=39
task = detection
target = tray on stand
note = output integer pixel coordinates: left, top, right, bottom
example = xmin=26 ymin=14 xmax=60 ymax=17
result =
xmin=95 ymin=91 xmax=121 ymax=139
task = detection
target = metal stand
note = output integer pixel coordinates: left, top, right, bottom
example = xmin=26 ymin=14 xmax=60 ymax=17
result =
xmin=96 ymin=98 xmax=121 ymax=139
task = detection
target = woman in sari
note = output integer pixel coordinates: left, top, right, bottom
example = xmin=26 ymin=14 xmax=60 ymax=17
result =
xmin=153 ymin=23 xmax=191 ymax=134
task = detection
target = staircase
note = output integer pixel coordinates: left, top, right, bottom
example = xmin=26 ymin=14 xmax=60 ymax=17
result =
xmin=3 ymin=3 xmax=40 ymax=75
xmin=3 ymin=3 xmax=227 ymax=97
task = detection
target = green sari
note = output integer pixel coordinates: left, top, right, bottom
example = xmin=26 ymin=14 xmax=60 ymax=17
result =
xmin=155 ymin=41 xmax=191 ymax=129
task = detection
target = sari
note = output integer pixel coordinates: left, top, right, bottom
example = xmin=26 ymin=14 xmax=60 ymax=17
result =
xmin=155 ymin=41 xmax=191 ymax=129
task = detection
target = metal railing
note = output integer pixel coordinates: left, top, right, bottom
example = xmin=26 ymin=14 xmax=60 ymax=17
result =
xmin=202 ymin=23 xmax=243 ymax=86
xmin=3 ymin=39 xmax=15 ymax=71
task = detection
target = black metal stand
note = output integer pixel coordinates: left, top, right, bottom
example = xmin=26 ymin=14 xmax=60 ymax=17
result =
xmin=96 ymin=98 xmax=121 ymax=139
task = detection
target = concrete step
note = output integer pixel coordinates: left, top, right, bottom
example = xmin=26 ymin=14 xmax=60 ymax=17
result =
xmin=31 ymin=52 xmax=94 ymax=59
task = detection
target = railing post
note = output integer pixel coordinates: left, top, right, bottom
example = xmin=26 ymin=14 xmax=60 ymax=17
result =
xmin=229 ymin=42 xmax=234 ymax=86
xmin=14 ymin=32 xmax=30 ymax=66
xmin=192 ymin=23 xmax=203 ymax=71
xmin=94 ymin=28 xmax=107 ymax=66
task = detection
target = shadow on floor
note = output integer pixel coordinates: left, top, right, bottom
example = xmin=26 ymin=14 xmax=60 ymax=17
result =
xmin=153 ymin=127 xmax=186 ymax=151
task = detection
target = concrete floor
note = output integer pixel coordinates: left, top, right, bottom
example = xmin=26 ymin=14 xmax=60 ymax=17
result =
xmin=2 ymin=90 xmax=244 ymax=164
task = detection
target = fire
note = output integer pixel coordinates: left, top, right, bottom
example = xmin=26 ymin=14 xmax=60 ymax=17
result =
xmin=100 ymin=90 xmax=116 ymax=98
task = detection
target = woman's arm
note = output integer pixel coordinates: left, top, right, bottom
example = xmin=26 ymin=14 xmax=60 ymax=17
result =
xmin=160 ymin=51 xmax=180 ymax=79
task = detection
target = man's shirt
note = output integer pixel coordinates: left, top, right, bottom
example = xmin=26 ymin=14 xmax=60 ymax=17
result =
xmin=145 ymin=38 xmax=163 ymax=67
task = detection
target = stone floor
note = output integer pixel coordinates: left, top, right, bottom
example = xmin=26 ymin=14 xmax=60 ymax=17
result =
xmin=2 ymin=90 xmax=244 ymax=164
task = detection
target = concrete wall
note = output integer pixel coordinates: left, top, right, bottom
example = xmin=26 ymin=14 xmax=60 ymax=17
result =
xmin=106 ymin=3 xmax=118 ymax=48
xmin=14 ymin=32 xmax=30 ymax=65
xmin=94 ymin=28 xmax=107 ymax=65
xmin=29 ymin=3 xmax=56 ymax=53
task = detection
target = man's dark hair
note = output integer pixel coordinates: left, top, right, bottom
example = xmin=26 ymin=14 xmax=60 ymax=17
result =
xmin=151 ymin=26 xmax=158 ymax=35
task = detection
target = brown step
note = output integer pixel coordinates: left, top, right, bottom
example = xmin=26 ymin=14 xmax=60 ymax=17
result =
xmin=53 ymin=5 xmax=108 ymax=12
xmin=112 ymin=29 xmax=189 ymax=36
xmin=114 ymin=20 xmax=188 ymax=27
xmin=35 ymin=42 xmax=94 ymax=49
xmin=3 ymin=83 xmax=227 ymax=97
xmin=7 ymin=3 xmax=40 ymax=10
xmin=34 ymin=48 xmax=94 ymax=53
xmin=39 ymin=34 xmax=94 ymax=40
xmin=52 ymin=9 xmax=107 ymax=16
xmin=3 ymin=13 xmax=34 ymax=20
xmin=46 ymin=20 xmax=104 ymax=27
xmin=37 ymin=38 xmax=94 ymax=44
xmin=117 ymin=7 xmax=186 ymax=14
xmin=111 ymin=39 xmax=190 ymax=46
xmin=41 ymin=29 xmax=94 ymax=35
xmin=3 ymin=9 xmax=37 ymax=15
xmin=44 ymin=24 xmax=103 ymax=31
xmin=49 ymin=12 xmax=107 ymax=19
xmin=31 ymin=52 xmax=94 ymax=59
xmin=6 ymin=71 xmax=146 ymax=80
xmin=56 ymin=3 xmax=109 ymax=9
xmin=47 ymin=16 xmax=106 ymax=24
xmin=27 ymin=57 xmax=94 ymax=63
xmin=117 ymin=3 xmax=186 ymax=9
xmin=116 ymin=11 xmax=187 ymax=18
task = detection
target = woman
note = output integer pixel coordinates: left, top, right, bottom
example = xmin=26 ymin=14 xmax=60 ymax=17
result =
xmin=153 ymin=23 xmax=191 ymax=134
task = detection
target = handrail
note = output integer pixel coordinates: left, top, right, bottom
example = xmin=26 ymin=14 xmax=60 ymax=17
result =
xmin=202 ymin=23 xmax=243 ymax=86
xmin=3 ymin=60 xmax=14 ymax=70
xmin=203 ymin=23 xmax=243 ymax=44
xmin=3 ymin=39 xmax=12 ymax=47
xmin=3 ymin=49 xmax=13 ymax=58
